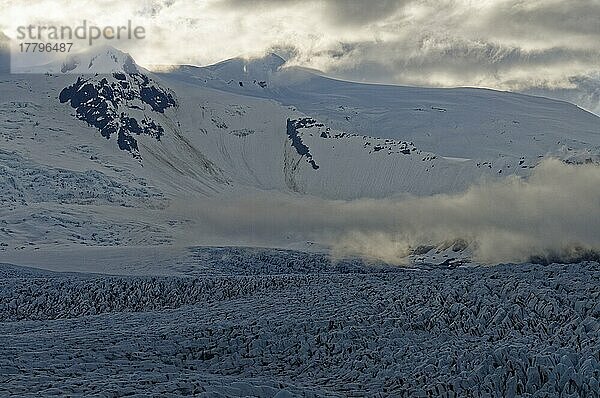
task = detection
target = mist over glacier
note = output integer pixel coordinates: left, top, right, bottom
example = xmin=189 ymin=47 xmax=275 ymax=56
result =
xmin=172 ymin=158 xmax=600 ymax=264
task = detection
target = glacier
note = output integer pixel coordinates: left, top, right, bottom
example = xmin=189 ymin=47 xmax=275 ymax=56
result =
xmin=0 ymin=256 xmax=599 ymax=396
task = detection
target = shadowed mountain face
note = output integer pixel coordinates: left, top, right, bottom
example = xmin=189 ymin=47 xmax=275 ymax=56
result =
xmin=0 ymin=32 xmax=10 ymax=74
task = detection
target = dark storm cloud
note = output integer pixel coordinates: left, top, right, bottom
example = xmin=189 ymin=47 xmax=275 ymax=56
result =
xmin=215 ymin=0 xmax=408 ymax=25
xmin=322 ymin=0 xmax=408 ymax=25
xmin=215 ymin=0 xmax=600 ymax=37
xmin=487 ymin=0 xmax=600 ymax=38
xmin=323 ymin=38 xmax=600 ymax=88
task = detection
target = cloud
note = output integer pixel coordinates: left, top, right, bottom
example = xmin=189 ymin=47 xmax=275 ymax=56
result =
xmin=214 ymin=0 xmax=408 ymax=25
xmin=525 ymin=73 xmax=600 ymax=116
xmin=482 ymin=0 xmax=600 ymax=44
xmin=1 ymin=0 xmax=599 ymax=110
xmin=169 ymin=159 xmax=600 ymax=265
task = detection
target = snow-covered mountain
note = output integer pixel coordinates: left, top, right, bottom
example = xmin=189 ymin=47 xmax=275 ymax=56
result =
xmin=21 ymin=46 xmax=141 ymax=75
xmin=1 ymin=46 xmax=599 ymax=261
xmin=163 ymin=54 xmax=600 ymax=160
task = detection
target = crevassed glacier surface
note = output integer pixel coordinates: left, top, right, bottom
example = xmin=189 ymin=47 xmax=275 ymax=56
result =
xmin=0 ymin=250 xmax=599 ymax=397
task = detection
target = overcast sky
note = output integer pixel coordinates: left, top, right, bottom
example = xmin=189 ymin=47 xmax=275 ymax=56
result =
xmin=2 ymin=0 xmax=600 ymax=112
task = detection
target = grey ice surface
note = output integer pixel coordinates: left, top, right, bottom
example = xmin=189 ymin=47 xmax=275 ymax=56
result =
xmin=0 ymin=249 xmax=599 ymax=397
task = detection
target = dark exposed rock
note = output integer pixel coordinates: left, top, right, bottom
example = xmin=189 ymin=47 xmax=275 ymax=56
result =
xmin=139 ymin=84 xmax=176 ymax=113
xmin=286 ymin=119 xmax=319 ymax=170
xmin=59 ymin=72 xmax=176 ymax=159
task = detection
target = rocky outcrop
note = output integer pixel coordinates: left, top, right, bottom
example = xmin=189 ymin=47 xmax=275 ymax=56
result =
xmin=59 ymin=72 xmax=177 ymax=159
